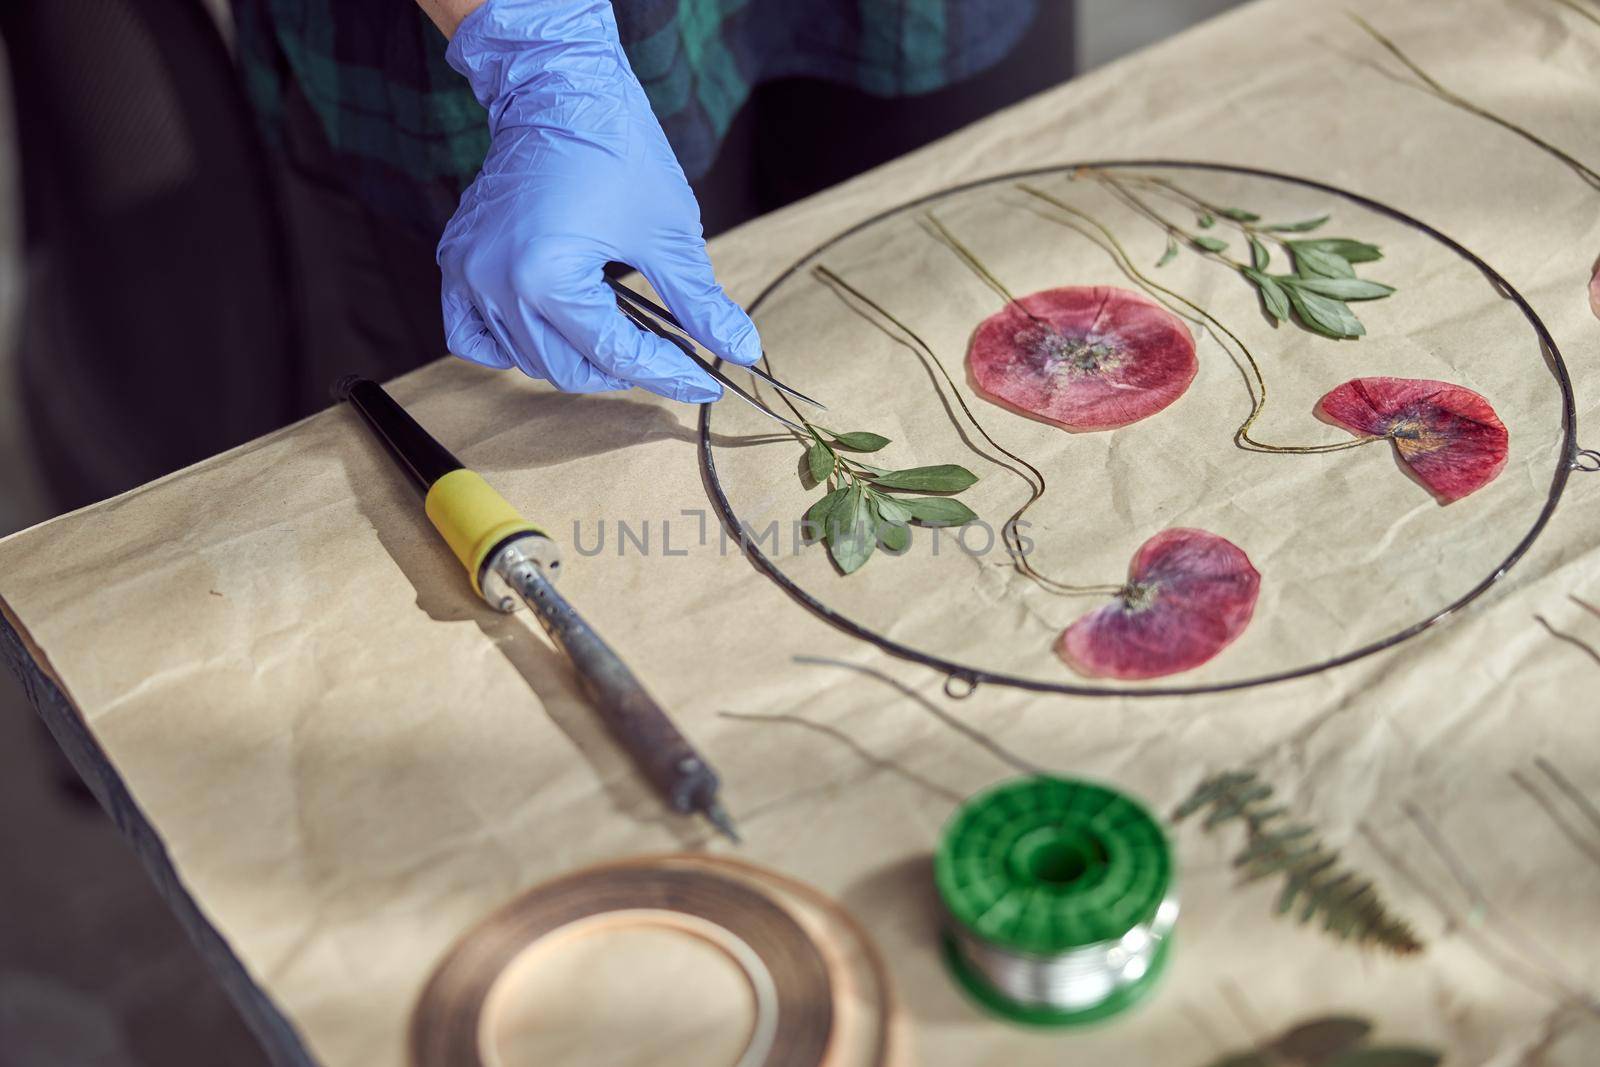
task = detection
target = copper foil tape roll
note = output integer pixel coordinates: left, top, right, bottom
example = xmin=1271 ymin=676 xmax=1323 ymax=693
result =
xmin=410 ymin=854 xmax=899 ymax=1067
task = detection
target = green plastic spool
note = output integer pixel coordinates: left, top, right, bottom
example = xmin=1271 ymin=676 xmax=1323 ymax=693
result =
xmin=934 ymin=775 xmax=1176 ymax=1027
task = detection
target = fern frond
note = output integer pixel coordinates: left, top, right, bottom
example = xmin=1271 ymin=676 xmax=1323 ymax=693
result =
xmin=1175 ymin=771 xmax=1425 ymax=956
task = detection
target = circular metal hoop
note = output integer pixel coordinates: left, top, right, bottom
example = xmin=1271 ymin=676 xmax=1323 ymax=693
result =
xmin=699 ymin=160 xmax=1580 ymax=697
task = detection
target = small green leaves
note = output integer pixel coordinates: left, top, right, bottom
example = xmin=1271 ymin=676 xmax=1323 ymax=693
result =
xmin=872 ymin=493 xmax=913 ymax=523
xmin=1249 ymin=235 xmax=1271 ymax=270
xmin=828 ymin=484 xmax=875 ymax=574
xmin=797 ymin=429 xmax=980 ymax=574
xmin=1286 ymin=285 xmax=1367 ymax=339
xmin=1267 ymin=214 xmax=1329 ymax=232
xmin=873 ymin=501 xmax=911 ymax=552
xmin=1244 ymin=268 xmax=1291 ymax=323
xmin=822 ymin=429 xmax=890 ymax=451
xmin=1293 ymin=237 xmax=1382 ymax=263
xmin=1222 ymin=232 xmax=1396 ymax=338
xmin=803 ymin=486 xmax=847 ymax=540
xmin=867 ymin=464 xmax=980 ymax=492
xmin=805 ymin=439 xmax=833 ymax=483
xmin=1291 ymin=244 xmax=1357 ymax=279
xmin=898 ymin=496 xmax=979 ymax=525
xmin=1130 ymin=184 xmax=1391 ymax=341
xmin=1289 ymin=276 xmax=1395 ymax=301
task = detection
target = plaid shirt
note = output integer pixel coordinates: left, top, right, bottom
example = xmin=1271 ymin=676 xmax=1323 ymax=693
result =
xmin=232 ymin=0 xmax=1036 ymax=237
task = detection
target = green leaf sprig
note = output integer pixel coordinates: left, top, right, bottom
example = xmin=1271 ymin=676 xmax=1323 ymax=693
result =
xmin=1089 ymin=172 xmax=1396 ymax=340
xmin=800 ymin=424 xmax=979 ymax=575
xmin=1175 ymin=770 xmax=1424 ymax=956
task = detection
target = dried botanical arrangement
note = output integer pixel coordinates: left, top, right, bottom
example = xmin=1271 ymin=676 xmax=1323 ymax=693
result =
xmin=736 ymin=160 xmax=1543 ymax=688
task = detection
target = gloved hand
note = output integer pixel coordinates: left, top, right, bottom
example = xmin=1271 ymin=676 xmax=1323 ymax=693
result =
xmin=439 ymin=0 xmax=760 ymax=402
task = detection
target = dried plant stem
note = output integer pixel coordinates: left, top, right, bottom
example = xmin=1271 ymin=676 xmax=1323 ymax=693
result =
xmin=1104 ymin=171 xmax=1309 ymax=261
xmin=1553 ymin=0 xmax=1600 ymax=30
xmin=1016 ymin=182 xmax=1379 ymax=456
xmin=1535 ymin=613 xmax=1600 ymax=667
xmin=1177 ymin=771 xmax=1425 ymax=955
xmin=1093 ymin=174 xmax=1253 ymax=272
xmin=812 ymin=263 xmax=1123 ymax=598
xmin=1352 ymin=13 xmax=1600 ymax=191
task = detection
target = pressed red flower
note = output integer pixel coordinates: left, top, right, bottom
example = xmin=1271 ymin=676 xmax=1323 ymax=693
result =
xmin=1057 ymin=528 xmax=1260 ymax=680
xmin=966 ymin=286 xmax=1197 ymax=431
xmin=1317 ymin=377 xmax=1508 ymax=504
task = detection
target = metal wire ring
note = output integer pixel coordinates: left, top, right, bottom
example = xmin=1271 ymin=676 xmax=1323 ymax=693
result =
xmin=1573 ymin=448 xmax=1600 ymax=472
xmin=943 ymin=673 xmax=979 ymax=700
xmin=700 ymin=160 xmax=1581 ymax=698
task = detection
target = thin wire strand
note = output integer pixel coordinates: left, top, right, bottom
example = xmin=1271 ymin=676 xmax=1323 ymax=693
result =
xmin=1016 ymin=181 xmax=1381 ymax=456
xmin=950 ymin=894 xmax=1176 ymax=1015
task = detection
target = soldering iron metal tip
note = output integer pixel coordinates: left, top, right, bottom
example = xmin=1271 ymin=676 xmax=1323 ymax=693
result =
xmin=704 ymin=800 xmax=742 ymax=845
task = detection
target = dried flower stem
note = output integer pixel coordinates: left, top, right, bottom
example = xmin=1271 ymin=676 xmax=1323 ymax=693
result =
xmin=1352 ymin=13 xmax=1600 ymax=191
xmin=1015 ymin=182 xmax=1381 ymax=455
xmin=812 ymin=263 xmax=1123 ymax=597
xmin=1553 ymin=0 xmax=1600 ymax=30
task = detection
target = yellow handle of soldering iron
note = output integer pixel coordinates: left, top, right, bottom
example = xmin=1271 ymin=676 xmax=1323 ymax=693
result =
xmin=424 ymin=469 xmax=544 ymax=594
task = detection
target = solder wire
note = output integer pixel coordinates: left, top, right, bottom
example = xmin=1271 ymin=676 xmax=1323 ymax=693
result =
xmin=948 ymin=892 xmax=1179 ymax=1012
xmin=411 ymin=854 xmax=899 ymax=1067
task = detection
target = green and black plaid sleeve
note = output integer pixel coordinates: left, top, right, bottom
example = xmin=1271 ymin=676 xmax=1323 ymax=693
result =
xmin=233 ymin=0 xmax=1038 ymax=236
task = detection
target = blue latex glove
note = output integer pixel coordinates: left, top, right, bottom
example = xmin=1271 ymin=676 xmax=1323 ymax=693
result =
xmin=439 ymin=0 xmax=760 ymax=403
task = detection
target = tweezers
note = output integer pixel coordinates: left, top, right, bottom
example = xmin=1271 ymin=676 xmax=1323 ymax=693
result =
xmin=606 ymin=276 xmax=825 ymax=433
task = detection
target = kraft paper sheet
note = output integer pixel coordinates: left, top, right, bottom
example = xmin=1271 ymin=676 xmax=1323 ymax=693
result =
xmin=3 ymin=0 xmax=1599 ymax=1063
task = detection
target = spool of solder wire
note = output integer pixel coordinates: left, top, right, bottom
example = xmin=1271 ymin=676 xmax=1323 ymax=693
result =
xmin=934 ymin=776 xmax=1177 ymax=1026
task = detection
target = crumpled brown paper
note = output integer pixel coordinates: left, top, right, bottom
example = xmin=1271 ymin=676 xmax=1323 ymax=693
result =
xmin=3 ymin=0 xmax=1600 ymax=1063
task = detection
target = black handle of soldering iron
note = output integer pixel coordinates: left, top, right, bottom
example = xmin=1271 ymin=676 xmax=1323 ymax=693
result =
xmin=333 ymin=375 xmax=461 ymax=495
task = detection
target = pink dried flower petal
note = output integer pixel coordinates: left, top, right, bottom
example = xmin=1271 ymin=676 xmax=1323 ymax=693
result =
xmin=1318 ymin=377 xmax=1508 ymax=504
xmin=967 ymin=286 xmax=1197 ymax=431
xmin=1058 ymin=528 xmax=1260 ymax=680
